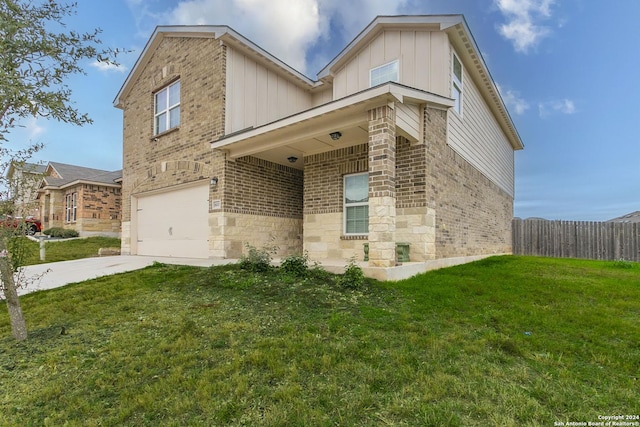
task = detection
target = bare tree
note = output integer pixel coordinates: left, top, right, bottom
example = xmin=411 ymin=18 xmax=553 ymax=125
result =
xmin=0 ymin=0 xmax=121 ymax=340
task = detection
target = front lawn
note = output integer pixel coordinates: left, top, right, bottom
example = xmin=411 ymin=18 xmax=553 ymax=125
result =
xmin=1 ymin=256 xmax=638 ymax=425
xmin=16 ymin=236 xmax=121 ymax=265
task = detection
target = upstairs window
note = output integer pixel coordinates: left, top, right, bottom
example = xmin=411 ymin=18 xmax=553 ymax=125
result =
xmin=344 ymin=173 xmax=369 ymax=235
xmin=154 ymin=80 xmax=180 ymax=135
xmin=370 ymin=60 xmax=399 ymax=87
xmin=452 ymin=54 xmax=463 ymax=115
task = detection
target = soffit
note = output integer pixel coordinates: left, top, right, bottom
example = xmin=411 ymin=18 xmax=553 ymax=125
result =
xmin=211 ymin=83 xmax=454 ymax=170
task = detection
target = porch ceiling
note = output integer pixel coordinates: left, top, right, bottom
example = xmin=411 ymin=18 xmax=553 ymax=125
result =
xmin=211 ymin=83 xmax=454 ymax=170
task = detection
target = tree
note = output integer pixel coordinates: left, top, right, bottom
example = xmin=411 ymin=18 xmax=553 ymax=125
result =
xmin=0 ymin=0 xmax=120 ymax=340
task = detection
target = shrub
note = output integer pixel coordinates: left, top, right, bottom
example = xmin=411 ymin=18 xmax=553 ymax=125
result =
xmin=336 ymin=258 xmax=365 ymax=290
xmin=238 ymin=242 xmax=277 ymax=273
xmin=280 ymin=252 xmax=310 ymax=278
xmin=43 ymin=227 xmax=79 ymax=238
xmin=613 ymin=258 xmax=634 ymax=269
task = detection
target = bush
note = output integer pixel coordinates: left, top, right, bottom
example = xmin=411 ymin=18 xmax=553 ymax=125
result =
xmin=43 ymin=227 xmax=79 ymax=238
xmin=280 ymin=252 xmax=310 ymax=278
xmin=238 ymin=242 xmax=277 ymax=273
xmin=336 ymin=258 xmax=365 ymax=290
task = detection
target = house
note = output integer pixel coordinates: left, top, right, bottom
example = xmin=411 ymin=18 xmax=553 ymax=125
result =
xmin=5 ymin=162 xmax=47 ymax=217
xmin=36 ymin=162 xmax=122 ymax=237
xmin=114 ymin=15 xmax=524 ymax=278
xmin=607 ymin=211 xmax=640 ymax=224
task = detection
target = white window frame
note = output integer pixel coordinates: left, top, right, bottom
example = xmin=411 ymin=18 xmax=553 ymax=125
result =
xmin=343 ymin=172 xmax=369 ymax=235
xmin=370 ymin=60 xmax=399 ymax=87
xmin=452 ymin=53 xmax=463 ymax=115
xmin=154 ymin=80 xmax=180 ymax=135
xmin=65 ymin=192 xmax=77 ymax=223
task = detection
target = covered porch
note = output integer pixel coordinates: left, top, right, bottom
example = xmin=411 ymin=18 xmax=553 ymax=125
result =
xmin=211 ymin=83 xmax=454 ymax=268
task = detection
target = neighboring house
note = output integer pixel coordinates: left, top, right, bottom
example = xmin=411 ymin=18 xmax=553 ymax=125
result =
xmin=114 ymin=15 xmax=524 ymax=277
xmin=607 ymin=211 xmax=640 ymax=224
xmin=36 ymin=162 xmax=122 ymax=237
xmin=5 ymin=162 xmax=47 ymax=217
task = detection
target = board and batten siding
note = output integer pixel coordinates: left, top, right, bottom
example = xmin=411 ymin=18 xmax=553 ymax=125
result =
xmin=333 ymin=30 xmax=449 ymax=100
xmin=225 ymin=47 xmax=313 ymax=134
xmin=447 ymin=48 xmax=515 ymax=196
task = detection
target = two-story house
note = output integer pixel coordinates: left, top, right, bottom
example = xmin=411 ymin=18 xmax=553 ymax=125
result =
xmin=114 ymin=15 xmax=524 ymax=278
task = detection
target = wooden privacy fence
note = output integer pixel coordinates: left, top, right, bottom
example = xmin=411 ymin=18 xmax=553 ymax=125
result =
xmin=512 ymin=218 xmax=640 ymax=262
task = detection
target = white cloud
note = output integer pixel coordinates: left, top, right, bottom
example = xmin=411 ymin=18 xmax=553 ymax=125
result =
xmin=90 ymin=60 xmax=128 ymax=73
xmin=24 ymin=117 xmax=45 ymax=140
xmin=496 ymin=83 xmax=530 ymax=115
xmin=494 ymin=0 xmax=555 ymax=53
xmin=538 ymin=99 xmax=577 ymax=117
xmin=148 ymin=0 xmax=410 ymax=75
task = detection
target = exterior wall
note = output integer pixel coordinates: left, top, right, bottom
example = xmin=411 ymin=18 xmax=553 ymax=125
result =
xmin=425 ymin=107 xmax=513 ymax=257
xmin=333 ymin=30 xmax=449 ymax=100
xmin=311 ymin=87 xmax=332 ymax=107
xmin=304 ymin=144 xmax=369 ymax=261
xmin=75 ymin=184 xmax=121 ymax=237
xmin=226 ymin=47 xmax=313 ymax=134
xmin=119 ymin=36 xmax=226 ymax=254
xmin=40 ymin=190 xmax=64 ymax=230
xmin=447 ymin=45 xmax=515 ymax=196
xmin=210 ymin=156 xmax=303 ymax=258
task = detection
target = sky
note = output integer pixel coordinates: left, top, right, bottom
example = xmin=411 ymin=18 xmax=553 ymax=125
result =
xmin=8 ymin=0 xmax=640 ymax=221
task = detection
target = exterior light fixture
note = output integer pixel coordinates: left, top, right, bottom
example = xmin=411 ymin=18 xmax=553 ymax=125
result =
xmin=287 ymin=156 xmax=298 ymax=163
xmin=210 ymin=177 xmax=218 ymax=185
xmin=329 ymin=131 xmax=342 ymax=140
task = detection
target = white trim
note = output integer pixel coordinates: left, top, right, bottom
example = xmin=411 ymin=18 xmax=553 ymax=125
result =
xmin=452 ymin=52 xmax=463 ymax=116
xmin=343 ymin=172 xmax=369 ymax=236
xmin=154 ymin=80 xmax=181 ymax=135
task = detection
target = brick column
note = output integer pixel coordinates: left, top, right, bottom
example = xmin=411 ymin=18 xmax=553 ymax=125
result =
xmin=367 ymin=104 xmax=396 ymax=267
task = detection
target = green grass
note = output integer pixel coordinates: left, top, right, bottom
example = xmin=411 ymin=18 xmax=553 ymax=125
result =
xmin=16 ymin=236 xmax=121 ymax=265
xmin=1 ymin=256 xmax=639 ymax=426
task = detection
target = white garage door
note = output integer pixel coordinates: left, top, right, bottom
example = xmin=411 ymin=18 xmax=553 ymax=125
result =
xmin=135 ymin=183 xmax=209 ymax=258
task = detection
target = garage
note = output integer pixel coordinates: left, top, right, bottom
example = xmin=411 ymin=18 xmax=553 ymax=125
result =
xmin=134 ymin=182 xmax=210 ymax=258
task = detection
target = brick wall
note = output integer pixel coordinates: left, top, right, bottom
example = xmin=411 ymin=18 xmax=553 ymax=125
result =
xmin=223 ymin=156 xmax=303 ymax=218
xmin=425 ymin=107 xmax=513 ymax=257
xmin=120 ymin=36 xmax=226 ymax=221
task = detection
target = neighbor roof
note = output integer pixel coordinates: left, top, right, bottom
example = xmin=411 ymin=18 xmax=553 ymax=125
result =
xmin=41 ymin=162 xmax=122 ymax=189
xmin=607 ymin=211 xmax=640 ymax=223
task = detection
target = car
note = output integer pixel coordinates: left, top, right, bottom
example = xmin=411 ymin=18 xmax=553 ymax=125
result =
xmin=0 ymin=215 xmax=43 ymax=236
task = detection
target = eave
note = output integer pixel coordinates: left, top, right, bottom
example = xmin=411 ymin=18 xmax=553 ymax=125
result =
xmin=211 ymin=82 xmax=453 ymax=169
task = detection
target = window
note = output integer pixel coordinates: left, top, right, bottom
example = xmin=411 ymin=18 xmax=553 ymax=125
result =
xmin=344 ymin=173 xmax=369 ymax=235
xmin=452 ymin=54 xmax=463 ymax=115
xmin=370 ymin=60 xmax=399 ymax=87
xmin=65 ymin=192 xmax=77 ymax=223
xmin=154 ymin=80 xmax=180 ymax=134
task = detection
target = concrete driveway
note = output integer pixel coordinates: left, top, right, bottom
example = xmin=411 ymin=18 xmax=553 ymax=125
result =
xmin=16 ymin=256 xmax=236 ymax=296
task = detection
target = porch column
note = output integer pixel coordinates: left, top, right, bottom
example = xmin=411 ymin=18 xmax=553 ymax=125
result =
xmin=367 ymin=104 xmax=396 ymax=267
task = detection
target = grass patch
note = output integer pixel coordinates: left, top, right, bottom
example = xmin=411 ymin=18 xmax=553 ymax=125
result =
xmin=16 ymin=236 xmax=121 ymax=265
xmin=1 ymin=256 xmax=638 ymax=425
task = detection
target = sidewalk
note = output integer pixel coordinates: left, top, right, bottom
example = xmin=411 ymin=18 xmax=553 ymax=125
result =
xmin=16 ymin=256 xmax=236 ymax=296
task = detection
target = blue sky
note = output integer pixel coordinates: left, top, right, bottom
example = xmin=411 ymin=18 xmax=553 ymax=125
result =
xmin=9 ymin=0 xmax=639 ymax=221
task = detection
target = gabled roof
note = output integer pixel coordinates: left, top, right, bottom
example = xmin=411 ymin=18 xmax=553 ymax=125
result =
xmin=115 ymin=15 xmax=523 ymax=150
xmin=607 ymin=211 xmax=640 ymax=224
xmin=6 ymin=161 xmax=47 ymax=179
xmin=113 ymin=25 xmax=316 ymax=108
xmin=41 ymin=162 xmax=122 ymax=190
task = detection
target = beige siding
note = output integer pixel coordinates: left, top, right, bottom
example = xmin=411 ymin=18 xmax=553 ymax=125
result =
xmin=226 ymin=47 xmax=313 ymax=133
xmin=311 ymin=87 xmax=332 ymax=107
xmin=333 ymin=30 xmax=449 ymax=100
xmin=447 ymin=47 xmax=515 ymax=196
xmin=395 ymin=103 xmax=421 ymax=141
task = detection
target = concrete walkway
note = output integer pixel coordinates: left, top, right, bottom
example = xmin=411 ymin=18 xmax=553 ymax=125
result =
xmin=16 ymin=256 xmax=236 ymax=296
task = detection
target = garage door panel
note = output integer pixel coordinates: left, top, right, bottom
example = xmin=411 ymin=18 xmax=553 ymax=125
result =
xmin=135 ymin=183 xmax=209 ymax=258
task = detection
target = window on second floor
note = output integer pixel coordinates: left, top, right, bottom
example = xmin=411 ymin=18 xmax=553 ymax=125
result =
xmin=154 ymin=80 xmax=180 ymax=135
xmin=452 ymin=54 xmax=463 ymax=115
xmin=370 ymin=60 xmax=399 ymax=87
xmin=65 ymin=192 xmax=77 ymax=223
xmin=344 ymin=173 xmax=369 ymax=235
